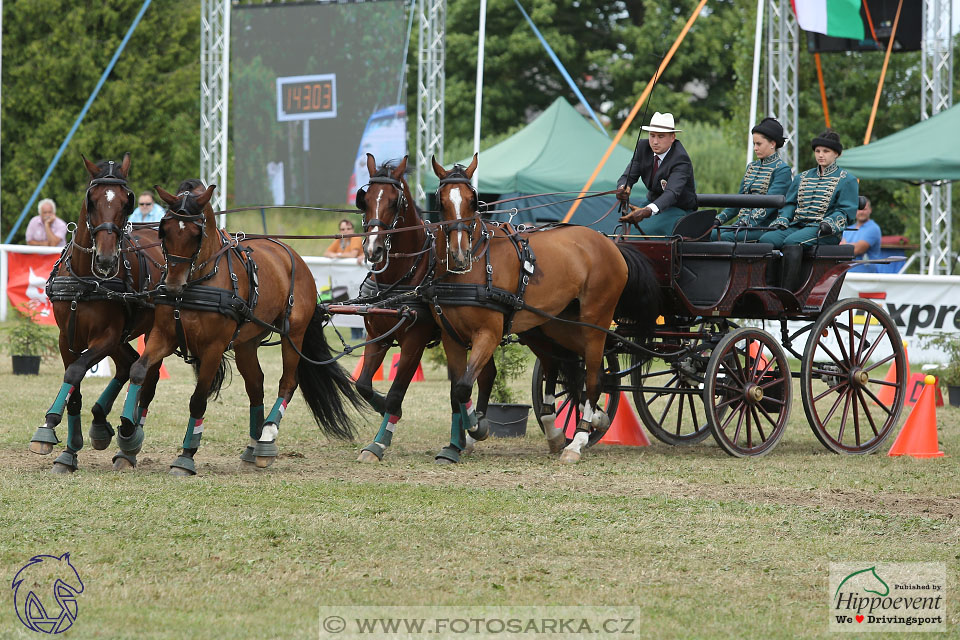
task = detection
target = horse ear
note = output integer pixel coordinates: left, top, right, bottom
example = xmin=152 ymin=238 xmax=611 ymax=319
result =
xmin=81 ymin=154 xmax=99 ymax=177
xmin=355 ymin=188 xmax=367 ymax=211
xmin=366 ymin=153 xmax=377 ymax=177
xmin=465 ymin=153 xmax=478 ymax=179
xmin=195 ymin=184 xmax=217 ymax=207
xmin=392 ymin=155 xmax=408 ymax=180
xmin=120 ymin=152 xmax=132 ymax=178
xmin=431 ymin=155 xmax=447 ymax=179
xmin=154 ymin=185 xmax=178 ymax=206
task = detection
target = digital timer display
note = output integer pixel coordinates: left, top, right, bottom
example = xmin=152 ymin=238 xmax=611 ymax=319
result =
xmin=276 ymin=74 xmax=337 ymax=121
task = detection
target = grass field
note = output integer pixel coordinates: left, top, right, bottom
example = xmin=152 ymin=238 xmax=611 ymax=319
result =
xmin=0 ymin=341 xmax=958 ymax=639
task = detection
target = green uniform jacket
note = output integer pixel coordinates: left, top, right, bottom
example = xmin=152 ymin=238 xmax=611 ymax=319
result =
xmin=716 ymin=155 xmax=793 ymax=226
xmin=773 ymin=163 xmax=858 ymax=236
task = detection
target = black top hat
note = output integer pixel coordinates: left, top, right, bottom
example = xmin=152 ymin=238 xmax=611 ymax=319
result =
xmin=751 ymin=117 xmax=785 ymax=148
xmin=811 ymin=129 xmax=842 ymax=155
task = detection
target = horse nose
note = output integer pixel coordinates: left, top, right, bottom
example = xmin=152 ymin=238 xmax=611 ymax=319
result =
xmin=368 ymin=247 xmax=384 ymax=264
xmin=95 ymin=253 xmax=117 ymax=270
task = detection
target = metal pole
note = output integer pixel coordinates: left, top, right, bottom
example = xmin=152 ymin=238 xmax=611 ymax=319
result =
xmin=747 ymin=0 xmax=764 ymax=166
xmin=472 ymin=0 xmax=487 ymax=191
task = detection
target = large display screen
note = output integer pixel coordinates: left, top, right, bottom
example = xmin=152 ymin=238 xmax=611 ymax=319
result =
xmin=231 ymin=1 xmax=407 ymax=206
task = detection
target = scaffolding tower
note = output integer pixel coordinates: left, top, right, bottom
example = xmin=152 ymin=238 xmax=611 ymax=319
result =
xmin=200 ymin=0 xmax=230 ymax=218
xmin=415 ymin=0 xmax=446 ymax=204
xmin=766 ymin=0 xmax=799 ymax=171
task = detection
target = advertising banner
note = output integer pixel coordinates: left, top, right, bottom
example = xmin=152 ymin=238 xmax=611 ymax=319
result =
xmin=5 ymin=251 xmax=58 ymax=325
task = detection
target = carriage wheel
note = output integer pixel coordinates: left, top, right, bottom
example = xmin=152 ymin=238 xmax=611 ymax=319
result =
xmin=531 ymin=354 xmax=620 ymax=446
xmin=629 ymin=322 xmax=724 ymax=445
xmin=800 ymin=298 xmax=906 ymax=454
xmin=703 ymin=327 xmax=792 ymax=457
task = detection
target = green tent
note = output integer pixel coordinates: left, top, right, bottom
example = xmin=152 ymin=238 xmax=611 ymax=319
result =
xmin=838 ymin=104 xmax=960 ymax=181
xmin=424 ymin=97 xmax=642 ymax=232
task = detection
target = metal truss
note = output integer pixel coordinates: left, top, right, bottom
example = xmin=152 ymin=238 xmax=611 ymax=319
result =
xmin=415 ymin=0 xmax=445 ymax=204
xmin=766 ymin=0 xmax=799 ymax=171
xmin=200 ymin=0 xmax=230 ymax=219
xmin=919 ymin=0 xmax=954 ymax=274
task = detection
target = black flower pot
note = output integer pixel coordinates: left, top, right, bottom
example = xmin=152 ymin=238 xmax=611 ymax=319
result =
xmin=12 ymin=355 xmax=41 ymax=375
xmin=485 ymin=403 xmax=530 ymax=438
xmin=948 ymin=385 xmax=960 ymax=408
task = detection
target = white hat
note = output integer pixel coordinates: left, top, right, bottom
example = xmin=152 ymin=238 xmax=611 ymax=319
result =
xmin=641 ymin=111 xmax=681 ymax=133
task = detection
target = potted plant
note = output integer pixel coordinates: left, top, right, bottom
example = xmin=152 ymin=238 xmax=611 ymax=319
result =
xmin=921 ymin=333 xmax=960 ymax=407
xmin=2 ymin=306 xmax=59 ymax=375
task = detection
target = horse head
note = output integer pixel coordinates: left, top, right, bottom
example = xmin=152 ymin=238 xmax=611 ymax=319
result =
xmin=81 ymin=153 xmax=135 ymax=279
xmin=432 ymin=153 xmax=479 ymax=273
xmin=155 ymin=181 xmax=217 ymax=294
xmin=356 ymin=153 xmax=410 ymax=267
xmin=12 ymin=552 xmax=84 ymax=633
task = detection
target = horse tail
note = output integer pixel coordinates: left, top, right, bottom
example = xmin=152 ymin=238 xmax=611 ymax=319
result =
xmin=296 ymin=307 xmax=365 ymax=440
xmin=614 ymin=243 xmax=661 ymax=347
xmin=194 ymin=353 xmax=233 ymax=400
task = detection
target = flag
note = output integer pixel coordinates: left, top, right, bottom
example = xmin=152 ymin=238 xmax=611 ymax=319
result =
xmin=792 ymin=0 xmax=865 ymax=40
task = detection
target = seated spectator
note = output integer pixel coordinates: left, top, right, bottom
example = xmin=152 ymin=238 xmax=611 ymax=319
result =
xmin=325 ymin=218 xmax=364 ymax=259
xmin=132 ymin=191 xmax=165 ymax=224
xmin=841 ymin=197 xmax=882 ymax=273
xmin=26 ymin=198 xmax=67 ymax=247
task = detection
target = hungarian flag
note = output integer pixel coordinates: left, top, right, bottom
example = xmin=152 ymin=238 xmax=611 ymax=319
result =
xmin=792 ymin=0 xmax=865 ymax=40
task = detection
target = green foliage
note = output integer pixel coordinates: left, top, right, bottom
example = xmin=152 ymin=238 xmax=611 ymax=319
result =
xmin=1 ymin=307 xmax=59 ymax=358
xmin=920 ymin=333 xmax=960 ymax=387
xmin=2 ymin=1 xmax=201 ymax=239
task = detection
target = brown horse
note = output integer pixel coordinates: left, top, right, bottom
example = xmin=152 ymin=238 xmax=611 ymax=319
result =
xmin=353 ymin=154 xmax=495 ymax=464
xmin=29 ymin=153 xmax=166 ymax=473
xmin=125 ymin=181 xmax=362 ymax=475
xmin=431 ymin=154 xmax=660 ymax=463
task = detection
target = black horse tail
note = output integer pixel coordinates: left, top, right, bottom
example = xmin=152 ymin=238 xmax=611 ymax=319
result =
xmin=194 ymin=353 xmax=233 ymax=401
xmin=297 ymin=307 xmax=366 ymax=440
xmin=614 ymin=243 xmax=661 ymax=346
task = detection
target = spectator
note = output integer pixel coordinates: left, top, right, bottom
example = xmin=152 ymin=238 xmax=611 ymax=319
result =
xmin=841 ymin=197 xmax=882 ymax=273
xmin=132 ymin=191 xmax=165 ymax=224
xmin=324 ymin=218 xmax=364 ymax=259
xmin=25 ymin=198 xmax=67 ymax=247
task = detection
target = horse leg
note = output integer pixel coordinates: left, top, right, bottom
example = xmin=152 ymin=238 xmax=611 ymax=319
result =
xmin=536 ymin=357 xmax=568 ymax=454
xmin=354 ymin=339 xmax=390 ymax=416
xmin=50 ymin=389 xmax=84 ymax=474
xmin=463 ymin=358 xmax=496 ymax=456
xmin=436 ymin=331 xmax=498 ymax=464
xmin=90 ymin=343 xmax=138 ymax=450
xmin=560 ymin=331 xmax=609 ymax=464
xmin=118 ymin=329 xmax=176 ymax=468
xmin=169 ymin=346 xmax=226 ymax=476
xmin=233 ymin=342 xmax=266 ymax=470
xmin=112 ymin=362 xmax=160 ymax=471
xmin=253 ymin=335 xmax=303 ymax=469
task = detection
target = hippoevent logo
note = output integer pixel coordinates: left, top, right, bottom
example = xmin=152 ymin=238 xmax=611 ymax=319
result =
xmin=829 ymin=562 xmax=945 ymax=632
xmin=11 ymin=553 xmax=84 ymax=634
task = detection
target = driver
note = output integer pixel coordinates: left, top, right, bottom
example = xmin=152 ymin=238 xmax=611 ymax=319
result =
xmin=616 ymin=111 xmax=697 ymax=236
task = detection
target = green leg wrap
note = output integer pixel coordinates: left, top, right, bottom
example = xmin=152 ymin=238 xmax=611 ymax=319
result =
xmin=46 ymin=382 xmax=74 ymax=421
xmin=53 ymin=450 xmax=79 ymax=472
xmin=435 ymin=414 xmax=465 ymax=463
xmin=249 ymin=405 xmax=264 ymax=440
xmin=66 ymin=413 xmax=83 ymax=452
xmin=94 ymin=378 xmax=124 ymax=415
xmin=182 ymin=417 xmax=204 ymax=450
xmin=116 ymin=423 xmax=145 ymax=455
xmin=120 ymin=383 xmax=142 ymax=426
xmin=170 ymin=455 xmax=197 ymax=475
xmin=362 ymin=414 xmax=398 ymax=460
xmin=30 ymin=425 xmax=60 ymax=446
xmin=240 ymin=446 xmax=256 ymax=463
xmin=112 ymin=450 xmax=138 ymax=468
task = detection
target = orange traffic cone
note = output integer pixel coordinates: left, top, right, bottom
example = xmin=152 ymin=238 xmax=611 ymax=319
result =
xmin=137 ymin=336 xmax=170 ymax=380
xmin=556 ymin=400 xmax=579 ymax=439
xmin=888 ymin=375 xmax=944 ymax=458
xmin=351 ymin=355 xmax=383 ymax=382
xmin=387 ymin=353 xmax=425 ymax=382
xmin=877 ymin=340 xmax=910 ymax=407
xmin=748 ymin=340 xmax=769 ymax=370
xmin=598 ymin=392 xmax=650 ymax=446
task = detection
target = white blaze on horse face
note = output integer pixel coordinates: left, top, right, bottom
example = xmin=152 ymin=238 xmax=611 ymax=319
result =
xmin=448 ymin=187 xmax=467 ymax=257
xmin=364 ymin=190 xmax=384 ymax=256
xmin=179 ymin=221 xmax=186 ymax=231
xmin=105 ymin=189 xmax=115 ymax=202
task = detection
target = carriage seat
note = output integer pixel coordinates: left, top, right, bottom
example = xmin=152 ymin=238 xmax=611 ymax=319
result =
xmin=733 ymin=242 xmax=774 ymax=258
xmin=671 ymin=209 xmax=717 ymax=241
xmin=802 ymin=243 xmax=856 ymax=259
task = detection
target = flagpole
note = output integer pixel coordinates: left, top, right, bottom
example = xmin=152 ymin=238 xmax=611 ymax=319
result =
xmin=747 ymin=0 xmax=764 ymax=165
xmin=472 ymin=0 xmax=487 ymax=191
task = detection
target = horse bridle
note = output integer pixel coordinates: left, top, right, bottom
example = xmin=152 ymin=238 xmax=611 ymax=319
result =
xmin=357 ymin=175 xmax=409 ymax=274
xmin=159 ymin=191 xmax=208 ymax=281
xmin=437 ymin=166 xmax=481 ymax=273
xmin=83 ymin=160 xmax=135 ymax=278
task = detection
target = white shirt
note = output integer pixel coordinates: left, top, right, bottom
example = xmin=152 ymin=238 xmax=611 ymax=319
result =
xmin=648 ymin=148 xmax=671 ymax=214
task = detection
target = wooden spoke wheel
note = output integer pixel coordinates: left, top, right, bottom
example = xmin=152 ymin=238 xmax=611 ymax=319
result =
xmin=800 ymin=299 xmax=906 ymax=454
xmin=630 ymin=323 xmax=724 ymax=445
xmin=703 ymin=327 xmax=792 ymax=457
xmin=531 ymin=354 xmax=620 ymax=446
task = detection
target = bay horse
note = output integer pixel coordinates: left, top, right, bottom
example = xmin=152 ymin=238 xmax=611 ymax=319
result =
xmin=125 ymin=181 xmax=363 ymax=475
xmin=431 ymin=154 xmax=660 ymax=463
xmin=353 ymin=154 xmax=495 ymax=464
xmin=29 ymin=153 xmax=165 ymax=473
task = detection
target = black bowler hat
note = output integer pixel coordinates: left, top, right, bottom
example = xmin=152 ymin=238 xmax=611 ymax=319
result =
xmin=751 ymin=117 xmax=785 ymax=148
xmin=811 ymin=129 xmax=843 ymax=155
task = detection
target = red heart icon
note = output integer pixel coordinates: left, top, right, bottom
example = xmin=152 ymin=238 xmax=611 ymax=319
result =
xmin=856 ymin=615 xmax=864 ymax=623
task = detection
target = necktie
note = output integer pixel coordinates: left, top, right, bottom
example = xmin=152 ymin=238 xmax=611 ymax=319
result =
xmin=653 ymin=155 xmax=660 ymax=177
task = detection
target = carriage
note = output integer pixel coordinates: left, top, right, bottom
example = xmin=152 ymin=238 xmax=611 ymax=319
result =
xmin=530 ymin=194 xmax=908 ymax=457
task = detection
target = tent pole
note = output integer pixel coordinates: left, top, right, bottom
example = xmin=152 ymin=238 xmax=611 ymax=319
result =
xmin=863 ymin=0 xmax=903 ymax=145
xmin=472 ymin=0 xmax=487 ymax=191
xmin=561 ymin=0 xmax=708 ymax=224
xmin=747 ymin=0 xmax=764 ymax=166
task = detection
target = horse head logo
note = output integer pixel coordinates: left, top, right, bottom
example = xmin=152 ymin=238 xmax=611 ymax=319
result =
xmin=11 ymin=553 xmax=84 ymax=634
xmin=835 ymin=566 xmax=890 ymax=599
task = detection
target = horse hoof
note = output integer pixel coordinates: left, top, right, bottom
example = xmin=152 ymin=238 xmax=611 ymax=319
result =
xmin=91 ymin=438 xmax=111 ymax=451
xmin=239 ymin=460 xmax=260 ymax=472
xmin=254 ymin=456 xmax=275 ymax=469
xmin=356 ymin=450 xmax=381 ymax=463
xmin=50 ymin=462 xmax=75 ymax=474
xmin=29 ymin=441 xmax=54 ymax=455
xmin=112 ymin=456 xmax=135 ymax=472
xmin=558 ymin=449 xmax=581 ymax=464
xmin=434 ymin=456 xmax=456 ymax=465
xmin=547 ymin=433 xmax=566 ymax=455
xmin=169 ymin=466 xmax=194 ymax=477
